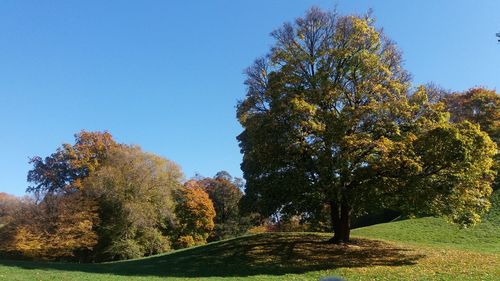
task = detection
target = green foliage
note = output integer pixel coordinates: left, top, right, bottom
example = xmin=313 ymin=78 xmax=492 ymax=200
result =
xmin=105 ymin=239 xmax=144 ymax=260
xmin=237 ymin=8 xmax=497 ymax=242
xmin=444 ymin=87 xmax=500 ymax=190
xmin=198 ymin=171 xmax=251 ymax=240
xmin=137 ymin=228 xmax=171 ymax=256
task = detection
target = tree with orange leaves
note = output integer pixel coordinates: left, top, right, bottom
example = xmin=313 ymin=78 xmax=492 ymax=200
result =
xmin=173 ymin=180 xmax=215 ymax=247
xmin=27 ymin=130 xmax=118 ymax=196
xmin=0 ymin=193 xmax=98 ymax=261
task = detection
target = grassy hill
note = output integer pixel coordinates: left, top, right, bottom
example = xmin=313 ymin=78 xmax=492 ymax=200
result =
xmin=352 ymin=190 xmax=500 ymax=253
xmin=0 ymin=191 xmax=498 ymax=280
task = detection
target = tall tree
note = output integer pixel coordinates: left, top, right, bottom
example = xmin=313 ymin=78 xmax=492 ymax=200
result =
xmin=23 ymin=131 xmax=183 ymax=261
xmin=237 ymin=8 xmax=497 ymax=243
xmin=444 ymin=88 xmax=499 ymax=144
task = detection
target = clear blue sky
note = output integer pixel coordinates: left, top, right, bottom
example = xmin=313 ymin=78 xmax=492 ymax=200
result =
xmin=1 ymin=1 xmax=499 ymax=196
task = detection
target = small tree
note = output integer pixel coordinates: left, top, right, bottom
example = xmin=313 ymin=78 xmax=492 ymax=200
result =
xmin=444 ymin=88 xmax=499 ymax=190
xmin=174 ymin=181 xmax=215 ymax=247
xmin=198 ymin=171 xmax=249 ymax=240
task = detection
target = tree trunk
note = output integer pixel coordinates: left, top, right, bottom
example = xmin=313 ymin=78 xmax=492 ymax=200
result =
xmin=339 ymin=200 xmax=351 ymax=242
xmin=329 ymin=201 xmax=340 ymax=243
xmin=328 ymin=200 xmax=351 ymax=244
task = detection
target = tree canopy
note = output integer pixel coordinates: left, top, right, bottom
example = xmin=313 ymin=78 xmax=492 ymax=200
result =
xmin=444 ymin=88 xmax=500 ymax=190
xmin=27 ymin=131 xmax=118 ymax=197
xmin=237 ymin=8 xmax=497 ymax=243
xmin=83 ymin=145 xmax=183 ymax=260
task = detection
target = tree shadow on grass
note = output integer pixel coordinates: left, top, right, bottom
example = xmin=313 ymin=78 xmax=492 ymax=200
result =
xmin=0 ymin=233 xmax=425 ymax=278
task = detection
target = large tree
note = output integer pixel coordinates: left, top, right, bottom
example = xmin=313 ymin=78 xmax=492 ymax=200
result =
xmin=82 ymin=145 xmax=183 ymax=260
xmin=237 ymin=8 xmax=497 ymax=243
xmin=444 ymin=88 xmax=499 ymax=144
xmin=0 ymin=193 xmax=20 ymax=226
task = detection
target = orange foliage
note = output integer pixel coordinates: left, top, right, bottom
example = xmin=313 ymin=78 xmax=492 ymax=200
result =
xmin=0 ymin=193 xmax=98 ymax=260
xmin=174 ymin=180 xmax=215 ymax=246
xmin=66 ymin=131 xmax=118 ymax=189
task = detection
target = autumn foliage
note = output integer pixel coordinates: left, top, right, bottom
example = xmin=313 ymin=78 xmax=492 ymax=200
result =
xmin=0 ymin=193 xmax=98 ymax=260
xmin=174 ymin=181 xmax=216 ymax=247
xmin=0 ymin=131 xmax=185 ymax=261
xmin=0 ymin=193 xmax=20 ymax=226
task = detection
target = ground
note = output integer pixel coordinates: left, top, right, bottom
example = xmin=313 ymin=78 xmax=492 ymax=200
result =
xmin=0 ymin=191 xmax=498 ymax=280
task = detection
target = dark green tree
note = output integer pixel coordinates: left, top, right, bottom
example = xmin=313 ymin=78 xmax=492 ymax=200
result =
xmin=198 ymin=171 xmax=249 ymax=240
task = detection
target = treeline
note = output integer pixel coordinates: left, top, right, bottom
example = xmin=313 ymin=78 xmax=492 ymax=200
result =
xmin=0 ymin=86 xmax=497 ymax=261
xmin=0 ymin=132 xmax=252 ymax=262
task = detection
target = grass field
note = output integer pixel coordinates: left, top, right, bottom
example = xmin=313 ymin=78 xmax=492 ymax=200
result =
xmin=0 ymin=191 xmax=498 ymax=281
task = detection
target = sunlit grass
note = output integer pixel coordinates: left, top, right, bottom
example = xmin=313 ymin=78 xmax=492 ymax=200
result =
xmin=352 ymin=190 xmax=500 ymax=253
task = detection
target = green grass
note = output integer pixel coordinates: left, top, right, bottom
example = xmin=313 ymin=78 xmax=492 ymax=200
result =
xmin=353 ymin=190 xmax=500 ymax=253
xmin=0 ymin=232 xmax=498 ymax=281
xmin=0 ymin=191 xmax=498 ymax=280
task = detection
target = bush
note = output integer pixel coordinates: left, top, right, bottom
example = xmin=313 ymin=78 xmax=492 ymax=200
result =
xmin=138 ymin=228 xmax=171 ymax=256
xmin=106 ymin=239 xmax=143 ymax=260
xmin=247 ymin=225 xmax=270 ymax=234
xmin=175 ymin=235 xmax=196 ymax=248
